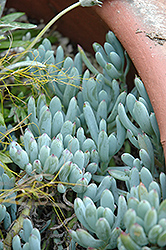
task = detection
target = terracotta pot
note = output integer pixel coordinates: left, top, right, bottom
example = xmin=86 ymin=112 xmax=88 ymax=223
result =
xmin=94 ymin=0 xmax=166 ymax=163
xmin=6 ymin=0 xmax=166 ymax=162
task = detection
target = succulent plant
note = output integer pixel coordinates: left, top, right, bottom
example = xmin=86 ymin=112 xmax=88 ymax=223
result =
xmin=1 ymin=15 xmax=165 ymax=250
xmin=117 ymin=77 xmax=163 ymax=174
xmin=78 ymin=31 xmax=130 ymax=86
xmin=118 ymin=183 xmax=166 ymax=250
xmin=9 ymin=126 xmax=116 ymax=202
xmin=69 ymin=189 xmax=127 ymax=249
xmin=26 ymin=38 xmax=82 ymax=105
xmin=27 ymin=92 xmax=126 ymax=175
xmin=12 ymin=218 xmax=41 ymax=250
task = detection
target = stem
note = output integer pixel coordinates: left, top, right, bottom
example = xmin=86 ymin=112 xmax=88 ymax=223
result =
xmin=12 ymin=2 xmax=81 ymax=64
xmin=3 ymin=199 xmax=33 ymax=250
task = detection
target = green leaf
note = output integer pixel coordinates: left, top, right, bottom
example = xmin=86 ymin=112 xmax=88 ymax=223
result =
xmin=0 ymin=0 xmax=7 ymax=18
xmin=0 ymin=152 xmax=12 ymax=164
xmin=0 ymin=113 xmax=5 ymax=126
xmin=0 ymin=40 xmax=31 ymax=49
xmin=0 ymin=12 xmax=25 ymax=22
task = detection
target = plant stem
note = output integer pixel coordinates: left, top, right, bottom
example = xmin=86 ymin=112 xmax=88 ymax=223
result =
xmin=12 ymin=2 xmax=81 ymax=64
xmin=3 ymin=199 xmax=33 ymax=250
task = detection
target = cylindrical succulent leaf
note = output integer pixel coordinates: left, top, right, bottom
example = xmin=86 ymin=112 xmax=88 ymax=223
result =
xmin=43 ymin=154 xmax=59 ymax=176
xmin=74 ymin=198 xmax=94 ymax=232
xmin=25 ymin=163 xmax=33 ymax=175
xmin=120 ymin=232 xmax=141 ymax=250
xmin=138 ymin=183 xmax=149 ymax=201
xmin=140 ymin=167 xmax=153 ymax=190
xmin=82 ymin=139 xmax=96 ymax=153
xmin=12 ymin=235 xmax=22 ymax=250
xmin=100 ymin=189 xmax=115 ymax=212
xmin=157 ymin=230 xmax=166 ymax=247
xmin=113 ymin=195 xmax=127 ymax=229
xmin=65 ymin=97 xmax=77 ymax=122
xmin=136 ymin=200 xmax=151 ymax=220
xmin=86 ymin=162 xmax=98 ymax=175
xmin=149 ymin=181 xmax=161 ymax=201
xmin=107 ymin=92 xmax=126 ymax=123
xmin=83 ymin=102 xmax=99 ymax=144
xmin=23 ymin=218 xmax=33 ymax=242
xmin=23 ymin=242 xmax=30 ymax=250
xmin=99 ymin=118 xmax=107 ymax=132
xmin=96 ymin=217 xmax=111 ymax=242
xmin=158 ymin=218 xmax=166 ymax=231
xmin=148 ymin=224 xmax=163 ymax=244
xmin=158 ymin=199 xmax=166 ymax=221
xmin=108 ymin=133 xmax=117 ymax=158
xmin=129 ymin=223 xmax=148 ymax=246
xmin=144 ymin=207 xmax=157 ymax=234
xmin=85 ymin=202 xmax=97 ymax=230
xmin=129 ymin=167 xmax=139 ymax=188
xmin=67 ymin=137 xmax=80 ymax=155
xmin=69 ymin=164 xmax=83 ymax=184
xmin=31 ymin=228 xmax=41 ymax=243
xmin=29 ymin=234 xmax=41 ymax=250
xmin=96 ymin=100 xmax=107 ymax=124
xmin=94 ymin=176 xmax=112 ymax=202
xmin=33 ymin=160 xmax=42 ymax=174
xmin=76 ymin=127 xmax=86 ymax=148
xmin=76 ymin=228 xmax=104 ymax=249
xmin=139 ymin=149 xmax=151 ymax=171
xmin=160 ymin=172 xmax=166 ymax=200
xmin=148 ymin=189 xmax=159 ymax=210
xmin=124 ymin=208 xmax=136 ymax=231
xmin=57 ymin=183 xmax=67 ymax=193
xmin=28 ymin=137 xmax=38 ymax=164
xmin=39 ymin=145 xmax=50 ymax=166
xmin=9 ymin=146 xmax=29 ymax=170
xmin=73 ymin=150 xmax=84 ymax=171
xmin=98 ymin=130 xmax=109 ymax=163
xmin=72 ymin=177 xmax=88 ymax=193
xmin=118 ymin=103 xmax=141 ymax=136
xmin=60 ymin=120 xmax=73 ymax=138
xmin=37 ymin=133 xmax=51 ymax=151
xmin=127 ymin=197 xmax=139 ymax=211
xmin=82 ymin=183 xmax=97 ymax=201
xmin=133 ymin=101 xmax=154 ymax=135
xmin=39 ymin=107 xmax=52 ymax=136
xmin=59 ymin=161 xmax=72 ymax=182
xmin=103 ymin=207 xmax=115 ymax=229
xmin=49 ymin=95 xmax=62 ymax=117
xmin=50 ymin=138 xmax=64 ymax=159
xmin=52 ymin=111 xmax=64 ymax=138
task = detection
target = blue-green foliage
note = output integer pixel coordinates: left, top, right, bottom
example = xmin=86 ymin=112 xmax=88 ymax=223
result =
xmin=1 ymin=29 xmax=165 ymax=250
xmin=12 ymin=218 xmax=41 ymax=250
xmin=118 ymin=183 xmax=166 ymax=250
xmin=69 ymin=191 xmax=126 ymax=249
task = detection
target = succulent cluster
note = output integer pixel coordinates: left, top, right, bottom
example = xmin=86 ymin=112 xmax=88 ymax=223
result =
xmin=12 ymin=218 xmax=41 ymax=250
xmin=69 ymin=189 xmax=126 ymax=249
xmin=118 ymin=183 xmax=166 ymax=250
xmin=0 ymin=7 xmax=165 ymax=247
